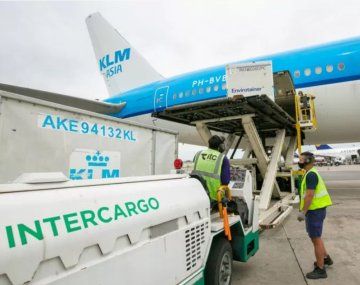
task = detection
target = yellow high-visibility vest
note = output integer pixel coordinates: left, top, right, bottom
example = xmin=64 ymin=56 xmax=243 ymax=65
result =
xmin=300 ymin=167 xmax=332 ymax=210
xmin=192 ymin=149 xmax=225 ymax=200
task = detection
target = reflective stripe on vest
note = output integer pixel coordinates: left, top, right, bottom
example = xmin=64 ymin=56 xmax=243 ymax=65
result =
xmin=300 ymin=167 xmax=332 ymax=211
xmin=300 ymin=190 xmax=329 ymax=199
xmin=192 ymin=149 xmax=225 ymax=200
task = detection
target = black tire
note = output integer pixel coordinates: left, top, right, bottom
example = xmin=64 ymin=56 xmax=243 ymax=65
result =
xmin=205 ymin=237 xmax=233 ymax=285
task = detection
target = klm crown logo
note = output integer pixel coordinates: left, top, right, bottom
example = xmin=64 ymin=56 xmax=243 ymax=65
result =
xmin=86 ymin=151 xmax=109 ymax=167
xmin=70 ymin=151 xmax=120 ymax=180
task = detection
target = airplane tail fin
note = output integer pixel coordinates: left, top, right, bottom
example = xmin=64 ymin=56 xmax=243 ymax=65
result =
xmin=86 ymin=12 xmax=163 ymax=97
xmin=315 ymin=144 xmax=333 ymax=150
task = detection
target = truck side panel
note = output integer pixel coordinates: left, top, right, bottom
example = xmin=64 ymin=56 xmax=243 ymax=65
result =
xmin=0 ymin=177 xmax=210 ymax=285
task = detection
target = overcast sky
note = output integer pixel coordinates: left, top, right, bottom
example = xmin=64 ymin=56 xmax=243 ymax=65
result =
xmin=0 ymin=1 xmax=359 ymax=158
xmin=1 ymin=0 xmax=359 ymax=99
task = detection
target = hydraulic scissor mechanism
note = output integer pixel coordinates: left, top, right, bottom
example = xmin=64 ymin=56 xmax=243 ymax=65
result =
xmin=154 ymin=95 xmax=298 ymax=228
xmin=154 ymin=70 xmax=317 ymax=228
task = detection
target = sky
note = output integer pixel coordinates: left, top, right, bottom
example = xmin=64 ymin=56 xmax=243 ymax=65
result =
xmin=0 ymin=0 xmax=359 ymax=159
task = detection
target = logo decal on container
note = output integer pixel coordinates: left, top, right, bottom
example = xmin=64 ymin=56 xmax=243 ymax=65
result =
xmin=69 ymin=149 xmax=121 ymax=180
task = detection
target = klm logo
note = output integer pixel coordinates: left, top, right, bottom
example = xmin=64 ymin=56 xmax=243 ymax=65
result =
xmin=99 ymin=48 xmax=131 ymax=71
xmin=70 ymin=151 xmax=120 ymax=180
xmin=99 ymin=48 xmax=131 ymax=79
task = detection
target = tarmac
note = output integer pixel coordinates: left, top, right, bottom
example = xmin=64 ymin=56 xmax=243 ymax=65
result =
xmin=232 ymin=165 xmax=360 ymax=285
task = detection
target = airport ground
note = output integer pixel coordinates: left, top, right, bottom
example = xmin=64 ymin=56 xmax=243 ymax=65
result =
xmin=232 ymin=165 xmax=360 ymax=285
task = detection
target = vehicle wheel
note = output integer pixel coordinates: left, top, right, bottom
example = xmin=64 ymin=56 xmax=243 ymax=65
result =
xmin=205 ymin=237 xmax=233 ymax=285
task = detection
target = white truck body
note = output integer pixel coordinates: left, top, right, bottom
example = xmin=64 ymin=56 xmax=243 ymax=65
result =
xmin=0 ymin=174 xmax=211 ymax=285
xmin=0 ymin=91 xmax=178 ymax=183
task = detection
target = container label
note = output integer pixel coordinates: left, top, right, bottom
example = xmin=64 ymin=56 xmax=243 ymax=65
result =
xmin=38 ymin=113 xmax=137 ymax=142
xmin=69 ymin=149 xmax=121 ymax=180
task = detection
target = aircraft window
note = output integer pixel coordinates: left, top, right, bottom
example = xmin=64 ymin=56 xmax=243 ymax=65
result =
xmin=221 ymin=83 xmax=226 ymax=90
xmin=206 ymin=86 xmax=211 ymax=93
xmin=199 ymin=88 xmax=204 ymax=94
xmin=304 ymin=68 xmax=311 ymax=76
xmin=326 ymin=65 xmax=333 ymax=73
xmin=294 ymin=70 xmax=301 ymax=78
xmin=173 ymin=93 xmax=177 ymax=100
xmin=179 ymin=92 xmax=184 ymax=98
xmin=315 ymin=67 xmax=322 ymax=74
xmin=214 ymin=85 xmax=219 ymax=91
xmin=338 ymin=62 xmax=345 ymax=71
xmin=185 ymin=90 xmax=190 ymax=97
xmin=192 ymin=89 xmax=197 ymax=96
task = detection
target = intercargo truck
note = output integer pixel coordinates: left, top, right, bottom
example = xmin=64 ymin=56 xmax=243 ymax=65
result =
xmin=0 ymin=87 xmax=260 ymax=285
xmin=0 ymin=172 xmax=259 ymax=285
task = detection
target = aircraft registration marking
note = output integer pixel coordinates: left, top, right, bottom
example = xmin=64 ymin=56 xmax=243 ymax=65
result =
xmin=192 ymin=74 xmax=226 ymax=87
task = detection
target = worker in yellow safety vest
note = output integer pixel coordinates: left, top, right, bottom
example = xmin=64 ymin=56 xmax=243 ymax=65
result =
xmin=297 ymin=151 xmax=333 ymax=279
xmin=191 ymin=135 xmax=231 ymax=201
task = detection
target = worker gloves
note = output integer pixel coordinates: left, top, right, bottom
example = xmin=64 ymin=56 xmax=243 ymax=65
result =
xmin=297 ymin=211 xmax=306 ymax=222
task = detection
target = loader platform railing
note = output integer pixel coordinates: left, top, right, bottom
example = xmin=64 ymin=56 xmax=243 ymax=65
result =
xmin=153 ymin=95 xmax=296 ymax=138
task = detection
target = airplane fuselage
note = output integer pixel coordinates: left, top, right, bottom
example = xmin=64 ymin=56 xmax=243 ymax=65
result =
xmin=314 ymin=147 xmax=360 ymax=160
xmin=105 ymin=37 xmax=360 ymax=145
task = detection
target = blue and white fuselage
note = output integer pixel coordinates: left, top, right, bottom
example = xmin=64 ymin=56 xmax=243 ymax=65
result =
xmin=105 ymin=37 xmax=360 ymax=118
xmin=87 ymin=13 xmax=360 ymax=145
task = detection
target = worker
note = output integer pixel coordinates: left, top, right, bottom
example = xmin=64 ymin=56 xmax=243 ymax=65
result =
xmin=297 ymin=151 xmax=333 ymax=279
xmin=299 ymin=91 xmax=307 ymax=108
xmin=191 ymin=135 xmax=230 ymax=202
xmin=298 ymin=91 xmax=310 ymax=120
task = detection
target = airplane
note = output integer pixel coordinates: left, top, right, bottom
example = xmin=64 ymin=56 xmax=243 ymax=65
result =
xmin=85 ymin=12 xmax=360 ymax=147
xmin=313 ymin=144 xmax=360 ymax=161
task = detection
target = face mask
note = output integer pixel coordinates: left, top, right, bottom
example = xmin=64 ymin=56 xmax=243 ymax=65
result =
xmin=298 ymin=162 xmax=305 ymax=169
xmin=218 ymin=143 xmax=225 ymax=153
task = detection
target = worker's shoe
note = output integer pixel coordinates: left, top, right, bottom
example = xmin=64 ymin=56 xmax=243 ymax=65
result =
xmin=313 ymin=255 xmax=334 ymax=268
xmin=306 ymin=266 xmax=327 ymax=279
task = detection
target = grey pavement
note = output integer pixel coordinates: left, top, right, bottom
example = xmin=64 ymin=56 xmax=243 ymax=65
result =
xmin=232 ymin=166 xmax=360 ymax=285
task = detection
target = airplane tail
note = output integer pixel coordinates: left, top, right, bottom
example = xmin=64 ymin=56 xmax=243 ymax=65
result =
xmin=315 ymin=144 xmax=333 ymax=150
xmin=86 ymin=12 xmax=163 ymax=97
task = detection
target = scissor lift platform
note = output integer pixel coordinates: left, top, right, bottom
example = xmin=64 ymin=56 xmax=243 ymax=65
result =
xmin=153 ymin=94 xmax=298 ymax=228
xmin=153 ymin=95 xmax=296 ymax=138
